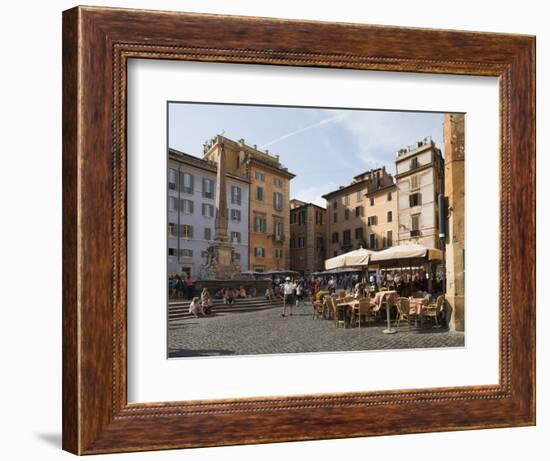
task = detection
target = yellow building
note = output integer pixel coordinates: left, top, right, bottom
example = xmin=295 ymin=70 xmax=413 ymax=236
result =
xmin=322 ymin=167 xmax=398 ymax=258
xmin=203 ymin=136 xmax=295 ymax=272
xmin=443 ymin=114 xmax=465 ymax=331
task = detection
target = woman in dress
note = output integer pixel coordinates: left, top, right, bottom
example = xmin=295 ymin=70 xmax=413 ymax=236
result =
xmin=200 ymin=288 xmax=213 ymax=315
xmin=188 ymin=297 xmax=203 ymax=317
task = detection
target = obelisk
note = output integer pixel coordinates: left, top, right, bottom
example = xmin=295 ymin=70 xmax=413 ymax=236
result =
xmin=214 ymin=135 xmax=228 ymax=242
xmin=199 ymin=134 xmax=240 ymax=279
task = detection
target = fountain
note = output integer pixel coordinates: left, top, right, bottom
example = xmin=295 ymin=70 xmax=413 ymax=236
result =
xmin=196 ymin=135 xmax=270 ymax=295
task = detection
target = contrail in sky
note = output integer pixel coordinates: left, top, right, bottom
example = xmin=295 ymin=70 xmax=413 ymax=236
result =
xmin=260 ymin=112 xmax=348 ymax=149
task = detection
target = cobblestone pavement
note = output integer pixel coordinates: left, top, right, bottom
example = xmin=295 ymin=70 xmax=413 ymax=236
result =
xmin=168 ymin=303 xmax=465 ymax=358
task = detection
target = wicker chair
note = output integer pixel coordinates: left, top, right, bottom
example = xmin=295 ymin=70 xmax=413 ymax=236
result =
xmin=312 ymin=299 xmax=324 ymax=319
xmin=421 ymin=294 xmax=444 ymax=327
xmin=395 ymin=297 xmax=415 ymax=329
xmin=332 ymin=297 xmax=347 ymax=328
xmin=323 ymin=296 xmax=334 ymax=320
xmin=328 ymin=295 xmax=340 ymax=320
xmin=353 ymin=298 xmax=372 ymax=328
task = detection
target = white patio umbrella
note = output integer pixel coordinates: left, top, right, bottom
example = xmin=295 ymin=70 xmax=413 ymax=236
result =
xmin=324 ymin=247 xmax=373 ymax=270
xmin=369 ymin=243 xmax=442 ymax=264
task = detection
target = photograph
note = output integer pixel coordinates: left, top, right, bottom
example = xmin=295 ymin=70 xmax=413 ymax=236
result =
xmin=166 ymin=103 xmax=466 ymax=358
xmin=1 ymin=0 xmax=539 ymax=458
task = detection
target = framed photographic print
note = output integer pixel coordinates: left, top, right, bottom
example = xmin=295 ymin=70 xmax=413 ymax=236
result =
xmin=62 ymin=5 xmax=535 ymax=455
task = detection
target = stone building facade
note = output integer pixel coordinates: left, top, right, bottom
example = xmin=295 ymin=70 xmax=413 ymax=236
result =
xmin=322 ymin=167 xmax=398 ymax=258
xmin=203 ymin=136 xmax=295 ymax=272
xmin=289 ymin=199 xmax=327 ymax=274
xmin=443 ymin=114 xmax=465 ymax=332
xmin=395 ymin=136 xmax=445 ymax=249
xmin=167 ymin=149 xmax=250 ymax=277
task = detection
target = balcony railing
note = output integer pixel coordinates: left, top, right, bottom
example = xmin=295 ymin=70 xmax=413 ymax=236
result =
xmin=410 ymin=229 xmax=421 ymax=237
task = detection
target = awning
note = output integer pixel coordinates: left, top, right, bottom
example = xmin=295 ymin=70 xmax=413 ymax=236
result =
xmin=369 ymin=243 xmax=443 ymax=264
xmin=325 ymin=247 xmax=373 ymax=270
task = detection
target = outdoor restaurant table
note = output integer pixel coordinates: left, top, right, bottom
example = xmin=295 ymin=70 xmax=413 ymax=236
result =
xmin=372 ymin=290 xmax=398 ymax=307
xmin=372 ymin=290 xmax=398 ymax=334
xmin=335 ymin=299 xmax=360 ymax=327
xmin=409 ymin=297 xmax=428 ymax=315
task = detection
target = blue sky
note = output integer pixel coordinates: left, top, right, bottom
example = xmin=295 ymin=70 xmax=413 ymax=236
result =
xmin=168 ymin=103 xmax=444 ymax=207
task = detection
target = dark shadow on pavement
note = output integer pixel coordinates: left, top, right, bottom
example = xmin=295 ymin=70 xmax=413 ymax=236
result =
xmin=169 ymin=348 xmax=235 ymax=358
xmin=414 ymin=326 xmax=451 ymax=334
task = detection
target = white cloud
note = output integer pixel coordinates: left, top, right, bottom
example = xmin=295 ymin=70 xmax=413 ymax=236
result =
xmin=260 ymin=111 xmax=348 ymax=149
xmin=338 ymin=111 xmax=444 ymax=174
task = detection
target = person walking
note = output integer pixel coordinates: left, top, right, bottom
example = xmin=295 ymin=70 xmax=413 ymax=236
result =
xmin=175 ymin=275 xmax=185 ymax=299
xmin=282 ymin=277 xmax=296 ymax=317
xmin=295 ymin=281 xmax=304 ymax=309
xmin=310 ymin=277 xmax=320 ymax=305
xmin=328 ymin=276 xmax=336 ymax=295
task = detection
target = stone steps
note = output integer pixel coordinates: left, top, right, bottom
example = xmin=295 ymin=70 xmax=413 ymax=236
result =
xmin=168 ymin=296 xmax=285 ymax=322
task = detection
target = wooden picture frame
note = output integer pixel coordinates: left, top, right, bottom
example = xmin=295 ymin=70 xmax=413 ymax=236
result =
xmin=62 ymin=5 xmax=535 ymax=455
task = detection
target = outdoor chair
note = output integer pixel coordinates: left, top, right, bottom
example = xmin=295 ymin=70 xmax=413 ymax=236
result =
xmin=395 ymin=297 xmax=416 ymax=329
xmin=353 ymin=298 xmax=372 ymax=328
xmin=324 ymin=296 xmax=336 ymax=320
xmin=329 ymin=295 xmax=348 ymax=328
xmin=421 ymin=294 xmax=444 ymax=327
xmin=312 ymin=299 xmax=324 ymax=319
xmin=335 ymin=305 xmax=346 ymax=328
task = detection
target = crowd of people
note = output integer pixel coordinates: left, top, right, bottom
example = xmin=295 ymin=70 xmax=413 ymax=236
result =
xmin=213 ymin=286 xmax=257 ymax=303
xmin=264 ymin=268 xmax=444 ymax=316
xmin=179 ymin=285 xmax=259 ymax=317
xmin=169 ymin=274 xmax=196 ymax=300
xmin=171 ymin=267 xmax=444 ymax=320
xmin=309 ymin=268 xmax=444 ymax=297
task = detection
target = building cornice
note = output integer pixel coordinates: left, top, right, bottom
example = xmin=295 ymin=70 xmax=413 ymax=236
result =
xmin=322 ymin=177 xmax=397 ymax=200
xmin=169 ymin=148 xmax=250 ymax=184
xmin=365 ymin=183 xmax=398 ymax=197
xmin=247 ymin=156 xmax=296 ymax=179
xmin=322 ymin=178 xmax=370 ymax=200
xmin=289 ymin=202 xmax=327 ymax=212
xmin=395 ymin=161 xmax=436 ymax=180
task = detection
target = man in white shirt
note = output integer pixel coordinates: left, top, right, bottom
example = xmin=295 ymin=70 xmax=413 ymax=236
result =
xmin=282 ymin=277 xmax=296 ymax=317
xmin=328 ymin=276 xmax=336 ymax=294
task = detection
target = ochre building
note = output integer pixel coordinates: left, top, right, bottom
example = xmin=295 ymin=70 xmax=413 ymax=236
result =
xmin=322 ymin=167 xmax=398 ymax=258
xmin=443 ymin=114 xmax=465 ymax=332
xmin=203 ymin=136 xmax=295 ymax=272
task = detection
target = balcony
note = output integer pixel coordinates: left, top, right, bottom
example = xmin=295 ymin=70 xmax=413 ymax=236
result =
xmin=410 ymin=229 xmax=421 ymax=237
xmin=272 ymin=234 xmax=285 ymax=242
